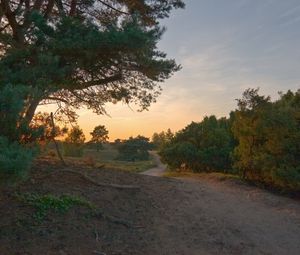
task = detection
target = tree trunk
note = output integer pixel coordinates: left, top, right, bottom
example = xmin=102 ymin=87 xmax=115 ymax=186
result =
xmin=50 ymin=112 xmax=66 ymax=166
xmin=24 ymin=98 xmax=40 ymax=124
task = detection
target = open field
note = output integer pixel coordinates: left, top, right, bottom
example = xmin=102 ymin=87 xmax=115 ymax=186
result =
xmin=46 ymin=143 xmax=157 ymax=173
xmin=83 ymin=145 xmax=157 ymax=173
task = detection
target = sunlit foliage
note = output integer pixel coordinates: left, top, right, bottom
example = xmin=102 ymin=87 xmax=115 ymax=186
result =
xmin=232 ymin=89 xmax=300 ymax=190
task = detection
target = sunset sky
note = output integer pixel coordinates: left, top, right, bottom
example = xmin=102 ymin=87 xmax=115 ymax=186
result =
xmin=41 ymin=0 xmax=300 ymax=141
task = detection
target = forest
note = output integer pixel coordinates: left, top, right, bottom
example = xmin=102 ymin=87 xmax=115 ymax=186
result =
xmin=154 ymin=88 xmax=300 ymax=192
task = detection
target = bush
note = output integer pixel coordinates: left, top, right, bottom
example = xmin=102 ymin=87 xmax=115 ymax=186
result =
xmin=16 ymin=193 xmax=94 ymax=222
xmin=274 ymin=166 xmax=300 ymax=191
xmin=160 ymin=142 xmax=199 ymax=170
xmin=232 ymin=89 xmax=300 ymax=191
xmin=159 ymin=116 xmax=234 ymax=173
xmin=117 ymin=136 xmax=152 ymax=161
xmin=0 ymin=136 xmax=36 ymax=180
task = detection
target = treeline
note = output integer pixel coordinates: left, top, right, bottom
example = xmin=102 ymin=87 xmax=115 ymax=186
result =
xmin=49 ymin=127 xmax=152 ymax=162
xmin=153 ymin=88 xmax=300 ymax=192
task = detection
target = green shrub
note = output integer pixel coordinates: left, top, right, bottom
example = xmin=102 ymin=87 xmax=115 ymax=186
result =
xmin=274 ymin=166 xmax=300 ymax=191
xmin=232 ymin=89 xmax=300 ymax=191
xmin=17 ymin=193 xmax=94 ymax=222
xmin=117 ymin=136 xmax=152 ymax=161
xmin=160 ymin=142 xmax=199 ymax=170
xmin=159 ymin=116 xmax=234 ymax=173
xmin=0 ymin=136 xmax=36 ymax=180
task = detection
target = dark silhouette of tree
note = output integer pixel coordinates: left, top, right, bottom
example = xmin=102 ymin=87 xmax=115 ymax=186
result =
xmin=90 ymin=125 xmax=109 ymax=151
xmin=64 ymin=126 xmax=85 ymax=157
xmin=117 ymin=135 xmax=152 ymax=161
xmin=152 ymin=128 xmax=173 ymax=150
xmin=0 ymin=0 xmax=184 ymax=142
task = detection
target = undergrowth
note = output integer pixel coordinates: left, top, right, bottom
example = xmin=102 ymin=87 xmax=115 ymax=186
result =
xmin=16 ymin=193 xmax=95 ymax=222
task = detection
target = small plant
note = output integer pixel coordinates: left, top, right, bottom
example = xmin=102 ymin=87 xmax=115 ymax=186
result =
xmin=83 ymin=156 xmax=96 ymax=167
xmin=16 ymin=193 xmax=94 ymax=222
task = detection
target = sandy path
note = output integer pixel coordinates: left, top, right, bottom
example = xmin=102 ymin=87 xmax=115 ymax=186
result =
xmin=139 ymin=153 xmax=300 ymax=254
xmin=3 ymin=158 xmax=299 ymax=255
xmin=142 ymin=151 xmax=167 ymax=176
xmin=143 ymin=176 xmax=300 ymax=255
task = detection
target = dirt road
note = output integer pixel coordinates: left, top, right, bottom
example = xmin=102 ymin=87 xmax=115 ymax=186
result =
xmin=142 ymin=151 xmax=167 ymax=176
xmin=141 ymin=154 xmax=300 ymax=254
xmin=144 ymin=176 xmax=300 ymax=254
xmin=1 ymin=158 xmax=300 ymax=255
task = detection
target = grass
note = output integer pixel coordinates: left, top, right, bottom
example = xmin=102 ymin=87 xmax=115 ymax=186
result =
xmin=99 ymin=160 xmax=156 ymax=173
xmin=83 ymin=145 xmax=157 ymax=173
xmin=44 ymin=143 xmax=157 ymax=173
xmin=163 ymin=171 xmax=240 ymax=181
xmin=16 ymin=193 xmax=95 ymax=222
xmin=84 ymin=145 xmax=119 ymax=161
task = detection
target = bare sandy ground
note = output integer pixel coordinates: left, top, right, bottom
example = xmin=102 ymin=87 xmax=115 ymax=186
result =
xmin=145 ymin=176 xmax=300 ymax=254
xmin=1 ymin=158 xmax=300 ymax=254
xmin=142 ymin=151 xmax=167 ymax=176
xmin=141 ymin=153 xmax=300 ymax=254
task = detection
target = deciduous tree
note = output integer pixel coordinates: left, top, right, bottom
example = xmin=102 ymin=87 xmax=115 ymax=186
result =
xmin=90 ymin=125 xmax=109 ymax=151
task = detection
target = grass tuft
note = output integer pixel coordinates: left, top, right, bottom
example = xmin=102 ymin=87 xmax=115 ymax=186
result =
xmin=16 ymin=193 xmax=95 ymax=222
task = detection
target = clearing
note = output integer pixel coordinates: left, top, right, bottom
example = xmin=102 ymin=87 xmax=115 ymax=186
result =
xmin=1 ymin=156 xmax=300 ymax=255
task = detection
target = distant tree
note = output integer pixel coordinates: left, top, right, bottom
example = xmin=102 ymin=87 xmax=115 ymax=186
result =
xmin=64 ymin=126 xmax=86 ymax=157
xmin=117 ymin=135 xmax=152 ymax=161
xmin=152 ymin=128 xmax=174 ymax=150
xmin=90 ymin=125 xmax=109 ymax=151
xmin=0 ymin=0 xmax=184 ymax=144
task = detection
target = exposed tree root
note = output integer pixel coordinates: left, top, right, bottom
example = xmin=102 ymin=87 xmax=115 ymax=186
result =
xmin=93 ymin=210 xmax=135 ymax=228
xmin=37 ymin=169 xmax=140 ymax=190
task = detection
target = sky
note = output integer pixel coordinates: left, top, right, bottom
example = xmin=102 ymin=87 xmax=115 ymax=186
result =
xmin=43 ymin=0 xmax=300 ymax=141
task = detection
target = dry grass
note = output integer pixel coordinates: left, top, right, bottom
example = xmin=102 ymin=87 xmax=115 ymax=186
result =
xmin=163 ymin=171 xmax=240 ymax=182
xmin=74 ymin=145 xmax=157 ymax=173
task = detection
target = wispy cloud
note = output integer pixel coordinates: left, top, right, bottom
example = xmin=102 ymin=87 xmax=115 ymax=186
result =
xmin=77 ymin=0 xmax=300 ymax=140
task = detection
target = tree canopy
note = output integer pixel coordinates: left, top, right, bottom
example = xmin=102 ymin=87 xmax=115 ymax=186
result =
xmin=232 ymin=88 xmax=300 ymax=190
xmin=158 ymin=88 xmax=300 ymax=192
xmin=65 ymin=126 xmax=85 ymax=144
xmin=159 ymin=116 xmax=234 ymax=172
xmin=0 ymin=0 xmax=184 ymax=142
xmin=117 ymin=135 xmax=152 ymax=161
xmin=89 ymin=124 xmax=109 ymax=150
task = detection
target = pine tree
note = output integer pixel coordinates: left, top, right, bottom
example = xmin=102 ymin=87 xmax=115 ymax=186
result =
xmin=0 ymin=0 xmax=184 ymax=142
